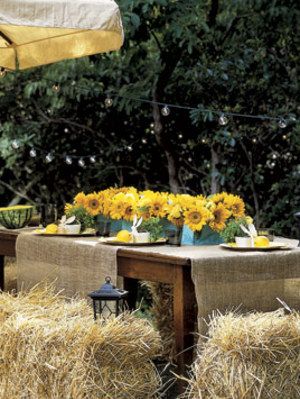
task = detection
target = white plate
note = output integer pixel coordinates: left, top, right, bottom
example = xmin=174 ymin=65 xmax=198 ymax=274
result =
xmin=220 ymin=242 xmax=293 ymax=251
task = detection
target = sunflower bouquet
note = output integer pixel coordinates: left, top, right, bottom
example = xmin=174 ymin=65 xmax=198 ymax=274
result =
xmin=66 ymin=188 xmax=247 ymax=243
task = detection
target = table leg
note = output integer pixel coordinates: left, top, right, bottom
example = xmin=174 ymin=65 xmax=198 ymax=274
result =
xmin=123 ymin=277 xmax=139 ymax=310
xmin=173 ymin=264 xmax=196 ymax=373
xmin=0 ymin=255 xmax=4 ymax=291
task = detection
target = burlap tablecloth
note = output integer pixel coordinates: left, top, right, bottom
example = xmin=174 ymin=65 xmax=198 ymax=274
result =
xmin=17 ymin=233 xmax=300 ymax=336
xmin=16 ymin=234 xmax=119 ymax=297
xmin=105 ymin=238 xmax=300 ymax=335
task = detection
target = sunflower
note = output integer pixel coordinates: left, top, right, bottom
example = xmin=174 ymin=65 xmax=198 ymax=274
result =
xmin=74 ymin=192 xmax=86 ymax=207
xmin=167 ymin=203 xmax=185 ymax=227
xmin=210 ymin=192 xmax=228 ymax=205
xmin=85 ymin=193 xmax=102 ymax=216
xmin=184 ymin=202 xmax=212 ymax=232
xmin=64 ymin=203 xmax=74 ymax=213
xmin=149 ymin=193 xmax=168 ymax=218
xmin=224 ymin=194 xmax=245 ymax=218
xmin=209 ymin=202 xmax=231 ymax=232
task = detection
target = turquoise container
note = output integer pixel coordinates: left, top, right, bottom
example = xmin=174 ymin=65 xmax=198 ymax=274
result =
xmin=181 ymin=225 xmax=223 ymax=246
xmin=95 ymin=216 xmax=132 ymax=236
xmin=110 ymin=219 xmax=132 ymax=235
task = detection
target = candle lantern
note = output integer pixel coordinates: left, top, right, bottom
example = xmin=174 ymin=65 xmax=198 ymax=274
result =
xmin=88 ymin=276 xmax=128 ymax=320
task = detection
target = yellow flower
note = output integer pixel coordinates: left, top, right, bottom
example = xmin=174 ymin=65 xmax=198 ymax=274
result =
xmin=149 ymin=193 xmax=168 ymax=218
xmin=109 ymin=192 xmax=136 ymax=221
xmin=210 ymin=192 xmax=228 ymax=204
xmin=85 ymin=193 xmax=102 ymax=216
xmin=224 ymin=194 xmax=245 ymax=218
xmin=74 ymin=192 xmax=86 ymax=207
xmin=245 ymin=216 xmax=253 ymax=225
xmin=64 ymin=203 xmax=74 ymax=214
xmin=184 ymin=202 xmax=212 ymax=232
xmin=209 ymin=203 xmax=231 ymax=232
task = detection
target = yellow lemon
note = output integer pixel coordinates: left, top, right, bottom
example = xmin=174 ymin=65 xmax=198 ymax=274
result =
xmin=116 ymin=230 xmax=132 ymax=243
xmin=45 ymin=224 xmax=58 ymax=234
xmin=254 ymin=236 xmax=270 ymax=247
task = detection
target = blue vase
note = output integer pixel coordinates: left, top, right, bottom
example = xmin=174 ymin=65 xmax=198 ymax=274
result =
xmin=95 ymin=215 xmax=111 ymax=237
xmin=181 ymin=225 xmax=223 ymax=246
xmin=110 ymin=219 xmax=132 ymax=235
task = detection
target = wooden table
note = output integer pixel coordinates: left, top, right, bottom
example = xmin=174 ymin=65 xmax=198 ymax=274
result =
xmin=0 ymin=229 xmax=196 ymax=371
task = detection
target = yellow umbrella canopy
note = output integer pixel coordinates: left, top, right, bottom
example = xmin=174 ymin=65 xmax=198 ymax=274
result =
xmin=0 ymin=0 xmax=123 ymax=70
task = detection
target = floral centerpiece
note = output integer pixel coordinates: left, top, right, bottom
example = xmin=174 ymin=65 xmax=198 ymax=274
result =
xmin=65 ymin=188 xmax=248 ymax=245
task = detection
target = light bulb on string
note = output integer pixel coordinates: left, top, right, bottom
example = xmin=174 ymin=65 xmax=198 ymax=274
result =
xmin=272 ymin=153 xmax=277 ymax=159
xmin=45 ymin=153 xmax=54 ymax=163
xmin=29 ymin=148 xmax=37 ymax=157
xmin=178 ymin=134 xmax=183 ymax=139
xmin=65 ymin=156 xmax=73 ymax=165
xmin=64 ymin=128 xmax=69 ymax=133
xmin=89 ymin=156 xmax=96 ymax=164
xmin=150 ymin=123 xmax=154 ymax=128
xmin=78 ymin=158 xmax=85 ymax=167
xmin=218 ymin=113 xmax=228 ymax=126
xmin=0 ymin=68 xmax=6 ymax=78
xmin=282 ymin=134 xmax=287 ymax=140
xmin=127 ymin=146 xmax=133 ymax=152
xmin=161 ymin=105 xmax=170 ymax=116
xmin=105 ymin=97 xmax=113 ymax=108
xmin=142 ymin=138 xmax=147 ymax=144
xmin=52 ymin=84 xmax=60 ymax=93
xmin=11 ymin=139 xmax=20 ymax=149
xmin=252 ymin=138 xmax=257 ymax=143
xmin=278 ymin=118 xmax=287 ymax=128
xmin=201 ymin=138 xmax=207 ymax=144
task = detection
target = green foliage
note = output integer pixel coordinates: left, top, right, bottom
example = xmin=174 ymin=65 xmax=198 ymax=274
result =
xmin=141 ymin=217 xmax=163 ymax=242
xmin=65 ymin=206 xmax=95 ymax=231
xmin=0 ymin=0 xmax=299 ymax=237
xmin=220 ymin=218 xmax=249 ymax=243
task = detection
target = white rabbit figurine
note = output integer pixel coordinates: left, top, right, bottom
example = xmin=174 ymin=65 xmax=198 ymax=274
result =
xmin=240 ymin=223 xmax=258 ymax=247
xmin=131 ymin=215 xmax=150 ymax=243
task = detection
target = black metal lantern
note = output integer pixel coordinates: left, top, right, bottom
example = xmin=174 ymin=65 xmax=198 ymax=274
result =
xmin=88 ymin=276 xmax=128 ymax=320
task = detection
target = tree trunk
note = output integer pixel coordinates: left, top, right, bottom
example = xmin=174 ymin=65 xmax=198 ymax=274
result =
xmin=152 ymin=89 xmax=180 ymax=193
xmin=211 ymin=145 xmax=220 ymax=194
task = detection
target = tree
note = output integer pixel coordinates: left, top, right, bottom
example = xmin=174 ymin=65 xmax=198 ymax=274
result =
xmin=0 ymin=0 xmax=299 ymax=236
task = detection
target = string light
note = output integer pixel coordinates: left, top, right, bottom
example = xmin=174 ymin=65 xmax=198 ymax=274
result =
xmin=29 ymin=148 xmax=37 ymax=157
xmin=201 ymin=138 xmax=207 ymax=144
xmin=45 ymin=153 xmax=54 ymax=163
xmin=127 ymin=146 xmax=133 ymax=151
xmin=161 ymin=105 xmax=170 ymax=116
xmin=89 ymin=156 xmax=96 ymax=163
xmin=104 ymin=97 xmax=113 ymax=108
xmin=11 ymin=139 xmax=20 ymax=149
xmin=0 ymin=68 xmax=6 ymax=78
xmin=65 ymin=156 xmax=73 ymax=165
xmin=282 ymin=134 xmax=287 ymax=140
xmin=252 ymin=138 xmax=257 ymax=143
xmin=278 ymin=118 xmax=287 ymax=128
xmin=178 ymin=134 xmax=183 ymax=139
xmin=78 ymin=158 xmax=85 ymax=167
xmin=150 ymin=123 xmax=154 ymax=128
xmin=218 ymin=114 xmax=228 ymax=126
xmin=52 ymin=84 xmax=60 ymax=93
xmin=142 ymin=138 xmax=147 ymax=144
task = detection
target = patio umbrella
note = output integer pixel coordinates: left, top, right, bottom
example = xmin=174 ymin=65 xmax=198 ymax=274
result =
xmin=0 ymin=0 xmax=123 ymax=70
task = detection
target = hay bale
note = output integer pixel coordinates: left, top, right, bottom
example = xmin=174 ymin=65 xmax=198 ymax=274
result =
xmin=0 ymin=285 xmax=162 ymax=399
xmin=184 ymin=310 xmax=300 ymax=399
xmin=143 ymin=282 xmax=176 ymax=361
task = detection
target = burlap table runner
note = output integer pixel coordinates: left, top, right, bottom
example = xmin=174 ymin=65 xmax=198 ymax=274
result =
xmin=16 ymin=234 xmax=119 ymax=297
xmin=110 ymin=238 xmax=300 ymax=335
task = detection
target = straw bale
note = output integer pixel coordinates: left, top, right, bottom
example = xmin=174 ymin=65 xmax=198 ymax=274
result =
xmin=0 ymin=285 xmax=162 ymax=399
xmin=143 ymin=282 xmax=176 ymax=361
xmin=184 ymin=309 xmax=300 ymax=399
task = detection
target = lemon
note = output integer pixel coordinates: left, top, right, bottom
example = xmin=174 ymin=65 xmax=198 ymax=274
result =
xmin=45 ymin=224 xmax=58 ymax=234
xmin=116 ymin=230 xmax=132 ymax=243
xmin=254 ymin=236 xmax=270 ymax=247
